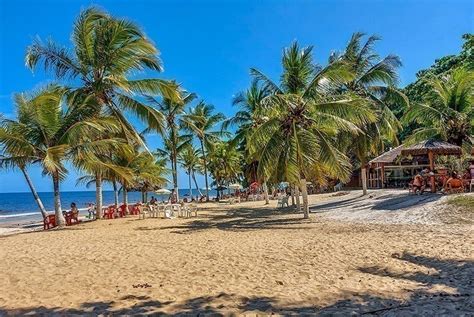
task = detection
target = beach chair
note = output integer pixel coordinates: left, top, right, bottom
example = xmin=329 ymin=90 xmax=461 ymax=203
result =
xmin=277 ymin=196 xmax=289 ymax=208
xmin=43 ymin=214 xmax=56 ymax=230
xmin=155 ymin=204 xmax=165 ymax=218
xmin=188 ymin=204 xmax=198 ymax=217
xmin=103 ymin=206 xmax=116 ymax=219
xmin=118 ymin=204 xmax=127 ymax=217
xmin=149 ymin=205 xmax=160 ymax=218
xmin=138 ymin=205 xmax=149 ymax=220
xmin=130 ymin=205 xmax=140 ymax=215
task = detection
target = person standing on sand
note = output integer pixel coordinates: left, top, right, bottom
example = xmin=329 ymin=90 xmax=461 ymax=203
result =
xmin=87 ymin=203 xmax=95 ymax=219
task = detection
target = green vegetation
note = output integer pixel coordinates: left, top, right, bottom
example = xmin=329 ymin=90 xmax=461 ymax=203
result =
xmin=447 ymin=195 xmax=474 ymax=210
xmin=0 ymin=6 xmax=472 ymax=224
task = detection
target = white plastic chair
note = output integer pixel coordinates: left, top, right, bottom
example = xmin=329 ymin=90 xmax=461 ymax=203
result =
xmin=149 ymin=205 xmax=159 ymax=218
xmin=138 ymin=205 xmax=149 ymax=220
xmin=277 ymin=196 xmax=289 ymax=208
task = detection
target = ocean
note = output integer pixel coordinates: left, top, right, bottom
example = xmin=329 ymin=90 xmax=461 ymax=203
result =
xmin=0 ymin=189 xmax=217 ymax=222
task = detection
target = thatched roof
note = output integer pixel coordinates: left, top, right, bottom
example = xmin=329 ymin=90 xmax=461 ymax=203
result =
xmin=369 ymin=145 xmax=405 ymax=164
xmin=401 ymin=140 xmax=462 ymax=156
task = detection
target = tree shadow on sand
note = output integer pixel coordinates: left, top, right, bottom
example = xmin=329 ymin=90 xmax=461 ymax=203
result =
xmin=135 ymin=205 xmax=317 ymax=234
xmin=2 ymin=253 xmax=472 ymax=315
xmin=310 ymin=191 xmax=443 ymax=213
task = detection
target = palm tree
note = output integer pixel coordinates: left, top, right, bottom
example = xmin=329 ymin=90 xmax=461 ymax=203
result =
xmin=0 ymin=125 xmax=48 ymax=219
xmin=25 ymin=7 xmax=181 ymax=151
xmin=116 ymin=145 xmax=169 ymax=206
xmin=182 ymin=101 xmax=226 ymax=200
xmin=208 ymin=141 xmax=242 ymax=199
xmin=0 ymin=85 xmax=119 ymax=226
xmin=132 ymin=154 xmax=168 ymax=203
xmin=178 ymin=145 xmax=202 ymax=200
xmin=403 ymin=68 xmax=473 ymax=147
xmin=337 ymin=33 xmax=408 ymax=195
xmin=249 ymin=42 xmax=374 ymax=218
xmin=76 ymin=146 xmax=133 ymax=218
xmin=148 ymin=91 xmax=196 ymax=201
xmin=224 ymin=82 xmax=271 ymax=203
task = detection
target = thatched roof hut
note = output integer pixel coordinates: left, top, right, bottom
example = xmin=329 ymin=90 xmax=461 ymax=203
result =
xmin=369 ymin=145 xmax=405 ymax=165
xmin=401 ymin=140 xmax=462 ymax=156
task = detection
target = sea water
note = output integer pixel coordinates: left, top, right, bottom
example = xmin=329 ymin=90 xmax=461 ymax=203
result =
xmin=0 ymin=189 xmax=217 ymax=221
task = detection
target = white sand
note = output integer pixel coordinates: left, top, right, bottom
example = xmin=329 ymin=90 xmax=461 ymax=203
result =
xmin=0 ymin=192 xmax=472 ymax=315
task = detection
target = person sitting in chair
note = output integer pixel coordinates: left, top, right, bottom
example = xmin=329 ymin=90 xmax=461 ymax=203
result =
xmin=70 ymin=202 xmax=79 ymax=216
xmin=444 ymin=171 xmax=464 ymax=193
xmin=412 ymin=171 xmax=425 ymax=195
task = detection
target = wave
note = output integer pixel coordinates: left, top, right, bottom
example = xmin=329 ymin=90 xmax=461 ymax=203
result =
xmin=0 ymin=212 xmax=39 ymax=219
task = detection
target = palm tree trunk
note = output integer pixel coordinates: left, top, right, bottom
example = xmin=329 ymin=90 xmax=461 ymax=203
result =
xmin=95 ymin=173 xmax=103 ymax=220
xmin=200 ymin=139 xmax=209 ymax=201
xmin=172 ymin=154 xmax=179 ymax=201
xmin=52 ymin=172 xmax=66 ymax=227
xmin=295 ymin=185 xmax=301 ymax=211
xmin=188 ymin=169 xmax=193 ymax=200
xmin=361 ymin=166 xmax=368 ymax=196
xmin=113 ymin=181 xmax=119 ymax=207
xmin=123 ymin=186 xmax=128 ymax=206
xmin=263 ymin=181 xmax=269 ymax=205
xmin=192 ymin=171 xmax=203 ymax=197
xmin=20 ymin=167 xmax=47 ymax=219
xmin=300 ymin=178 xmax=310 ymax=219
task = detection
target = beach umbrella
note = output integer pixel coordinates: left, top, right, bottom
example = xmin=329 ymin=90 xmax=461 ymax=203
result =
xmin=155 ymin=188 xmax=172 ymax=194
xmin=249 ymin=182 xmax=259 ymax=189
xmin=278 ymin=182 xmax=289 ymax=189
xmin=228 ymin=183 xmax=242 ymax=190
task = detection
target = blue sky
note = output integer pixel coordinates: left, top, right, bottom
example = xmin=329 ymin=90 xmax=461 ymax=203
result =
xmin=0 ymin=0 xmax=472 ymax=193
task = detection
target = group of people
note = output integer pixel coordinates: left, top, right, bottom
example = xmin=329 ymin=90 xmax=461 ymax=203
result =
xmin=411 ymin=163 xmax=474 ymax=195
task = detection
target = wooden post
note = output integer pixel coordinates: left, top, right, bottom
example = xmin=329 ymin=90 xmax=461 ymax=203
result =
xmin=381 ymin=163 xmax=385 ymax=188
xmin=428 ymin=150 xmax=436 ymax=192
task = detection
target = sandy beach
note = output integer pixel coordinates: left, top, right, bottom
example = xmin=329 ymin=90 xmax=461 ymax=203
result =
xmin=0 ymin=190 xmax=473 ymax=315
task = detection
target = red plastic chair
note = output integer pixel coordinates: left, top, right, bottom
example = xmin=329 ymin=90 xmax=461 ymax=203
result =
xmin=103 ymin=206 xmax=116 ymax=219
xmin=43 ymin=214 xmax=56 ymax=230
xmin=131 ymin=205 xmax=140 ymax=215
xmin=118 ymin=204 xmax=127 ymax=217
